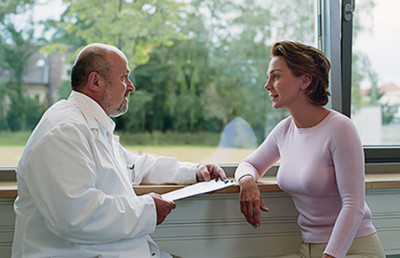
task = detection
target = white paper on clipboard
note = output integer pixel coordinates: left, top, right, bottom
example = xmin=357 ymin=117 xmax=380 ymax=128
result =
xmin=161 ymin=179 xmax=238 ymax=201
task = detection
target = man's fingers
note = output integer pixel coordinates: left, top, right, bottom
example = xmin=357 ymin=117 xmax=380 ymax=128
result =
xmin=203 ymin=170 xmax=211 ymax=181
xmin=150 ymin=193 xmax=177 ymax=225
xmin=209 ymin=164 xmax=226 ymax=179
xmin=196 ymin=165 xmax=209 ymax=182
xmin=216 ymin=167 xmax=227 ymax=179
xmin=199 ymin=164 xmax=227 ymax=181
xmin=169 ymin=201 xmax=176 ymax=209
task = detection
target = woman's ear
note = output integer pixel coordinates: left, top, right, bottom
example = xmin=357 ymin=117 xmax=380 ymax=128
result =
xmin=87 ymin=71 xmax=103 ymax=93
xmin=300 ymin=73 xmax=312 ymax=90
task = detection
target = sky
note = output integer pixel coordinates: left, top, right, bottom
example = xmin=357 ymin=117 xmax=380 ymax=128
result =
xmin=32 ymin=0 xmax=66 ymax=20
xmin=11 ymin=0 xmax=67 ymax=39
xmin=354 ymin=0 xmax=400 ymax=88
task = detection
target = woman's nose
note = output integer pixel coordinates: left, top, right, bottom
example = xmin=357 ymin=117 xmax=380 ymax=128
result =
xmin=264 ymin=79 xmax=272 ymax=91
xmin=128 ymin=80 xmax=135 ymax=92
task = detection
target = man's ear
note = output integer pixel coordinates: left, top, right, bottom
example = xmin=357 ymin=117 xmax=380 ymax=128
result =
xmin=300 ymin=73 xmax=312 ymax=90
xmin=87 ymin=71 xmax=103 ymax=92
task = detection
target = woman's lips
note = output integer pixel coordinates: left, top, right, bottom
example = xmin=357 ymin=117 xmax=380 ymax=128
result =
xmin=270 ymin=94 xmax=278 ymax=101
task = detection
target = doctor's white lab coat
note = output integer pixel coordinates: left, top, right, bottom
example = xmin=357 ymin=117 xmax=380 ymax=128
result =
xmin=12 ymin=91 xmax=197 ymax=258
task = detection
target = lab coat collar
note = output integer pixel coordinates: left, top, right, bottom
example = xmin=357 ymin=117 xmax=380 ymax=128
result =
xmin=68 ymin=91 xmax=116 ymax=134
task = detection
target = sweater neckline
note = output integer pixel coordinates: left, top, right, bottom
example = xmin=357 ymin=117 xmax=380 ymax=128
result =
xmin=293 ymin=110 xmax=334 ymax=133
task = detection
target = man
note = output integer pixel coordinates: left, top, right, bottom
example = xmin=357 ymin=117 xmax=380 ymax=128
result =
xmin=12 ymin=43 xmax=226 ymax=258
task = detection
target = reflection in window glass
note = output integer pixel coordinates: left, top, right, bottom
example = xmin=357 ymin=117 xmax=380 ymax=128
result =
xmin=0 ymin=0 xmax=315 ymax=167
xmin=352 ymin=0 xmax=400 ymax=145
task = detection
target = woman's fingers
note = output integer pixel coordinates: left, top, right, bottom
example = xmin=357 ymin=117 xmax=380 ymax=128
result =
xmin=239 ymin=178 xmax=268 ymax=228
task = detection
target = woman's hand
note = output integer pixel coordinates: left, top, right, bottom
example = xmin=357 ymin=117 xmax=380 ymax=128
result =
xmin=239 ymin=175 xmax=269 ymax=228
xmin=322 ymin=254 xmax=335 ymax=258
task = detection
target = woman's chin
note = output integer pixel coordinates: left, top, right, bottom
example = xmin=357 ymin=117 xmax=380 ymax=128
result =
xmin=272 ymin=102 xmax=281 ymax=109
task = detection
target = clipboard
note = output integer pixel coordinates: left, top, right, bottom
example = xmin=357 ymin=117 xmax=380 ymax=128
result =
xmin=161 ymin=178 xmax=238 ymax=201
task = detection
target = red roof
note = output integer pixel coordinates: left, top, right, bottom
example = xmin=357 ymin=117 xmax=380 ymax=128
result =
xmin=379 ymin=82 xmax=400 ymax=94
xmin=360 ymin=88 xmax=369 ymax=97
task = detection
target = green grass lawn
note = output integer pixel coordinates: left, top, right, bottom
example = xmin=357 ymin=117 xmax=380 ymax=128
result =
xmin=0 ymin=131 xmax=222 ymax=146
xmin=0 ymin=131 xmax=254 ymax=167
xmin=0 ymin=131 xmax=31 ymax=146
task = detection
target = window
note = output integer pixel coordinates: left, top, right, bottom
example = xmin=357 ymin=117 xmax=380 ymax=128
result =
xmin=0 ymin=0 xmax=316 ymax=167
xmin=347 ymin=0 xmax=400 ymax=164
xmin=4 ymin=0 xmax=396 ymax=170
xmin=351 ymin=0 xmax=400 ymax=147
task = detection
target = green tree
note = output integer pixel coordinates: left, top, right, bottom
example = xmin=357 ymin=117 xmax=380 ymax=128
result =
xmin=45 ymin=0 xmax=186 ymax=69
xmin=351 ymin=0 xmax=378 ymax=112
xmin=1 ymin=25 xmax=39 ymax=131
xmin=129 ymin=0 xmax=316 ymax=142
xmin=0 ymin=0 xmax=35 ymax=21
xmin=43 ymin=0 xmax=198 ymax=133
xmin=41 ymin=0 xmax=377 ymax=143
xmin=201 ymin=0 xmax=314 ymax=140
xmin=0 ymin=0 xmax=38 ymax=131
xmin=130 ymin=7 xmax=212 ymax=133
xmin=115 ymin=90 xmax=153 ymax=132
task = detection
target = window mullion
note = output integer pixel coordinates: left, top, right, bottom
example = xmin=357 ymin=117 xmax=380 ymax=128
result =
xmin=318 ymin=0 xmax=341 ymax=113
xmin=340 ymin=0 xmax=355 ymax=118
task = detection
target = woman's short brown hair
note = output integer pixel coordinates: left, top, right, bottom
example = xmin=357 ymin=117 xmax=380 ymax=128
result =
xmin=270 ymin=40 xmax=331 ymax=106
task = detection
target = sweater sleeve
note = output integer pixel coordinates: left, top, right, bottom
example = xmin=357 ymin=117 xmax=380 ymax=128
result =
xmin=324 ymin=117 xmax=366 ymax=258
xmin=235 ymin=120 xmax=283 ymax=182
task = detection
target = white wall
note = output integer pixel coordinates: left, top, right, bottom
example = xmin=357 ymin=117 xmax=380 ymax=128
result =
xmin=1 ymin=189 xmax=400 ymax=257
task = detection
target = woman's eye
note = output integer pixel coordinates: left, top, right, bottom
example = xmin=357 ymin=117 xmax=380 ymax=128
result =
xmin=266 ymin=73 xmax=278 ymax=82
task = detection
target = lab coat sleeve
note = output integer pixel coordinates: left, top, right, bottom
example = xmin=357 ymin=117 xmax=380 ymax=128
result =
xmin=20 ymin=123 xmax=157 ymax=244
xmin=120 ymin=146 xmax=198 ymax=185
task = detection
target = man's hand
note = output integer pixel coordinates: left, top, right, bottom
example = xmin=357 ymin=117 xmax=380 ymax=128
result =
xmin=196 ymin=164 xmax=227 ymax=182
xmin=239 ymin=175 xmax=269 ymax=228
xmin=149 ymin=193 xmax=176 ymax=225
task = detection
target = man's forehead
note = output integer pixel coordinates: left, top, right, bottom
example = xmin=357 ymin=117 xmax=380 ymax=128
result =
xmin=108 ymin=51 xmax=130 ymax=72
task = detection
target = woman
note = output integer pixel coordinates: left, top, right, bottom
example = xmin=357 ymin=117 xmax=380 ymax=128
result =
xmin=235 ymin=41 xmax=385 ymax=258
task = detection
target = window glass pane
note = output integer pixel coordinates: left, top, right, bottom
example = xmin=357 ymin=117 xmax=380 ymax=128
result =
xmin=0 ymin=0 xmax=315 ymax=167
xmin=352 ymin=0 xmax=400 ymax=145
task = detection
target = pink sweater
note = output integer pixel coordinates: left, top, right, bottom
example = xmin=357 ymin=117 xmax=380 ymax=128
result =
xmin=235 ymin=110 xmax=376 ymax=258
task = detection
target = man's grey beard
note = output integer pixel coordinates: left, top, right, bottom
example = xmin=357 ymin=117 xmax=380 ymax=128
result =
xmin=103 ymin=85 xmax=129 ymax=117
xmin=110 ymin=97 xmax=129 ymax=117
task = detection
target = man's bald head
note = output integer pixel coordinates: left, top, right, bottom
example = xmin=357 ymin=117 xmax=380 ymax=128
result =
xmin=71 ymin=43 xmax=125 ymax=91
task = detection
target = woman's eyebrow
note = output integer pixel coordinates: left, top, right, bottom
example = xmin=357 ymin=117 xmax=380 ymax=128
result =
xmin=267 ymin=68 xmax=281 ymax=75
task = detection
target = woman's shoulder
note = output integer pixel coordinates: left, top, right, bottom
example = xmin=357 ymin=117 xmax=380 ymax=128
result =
xmin=327 ymin=110 xmax=354 ymax=126
xmin=279 ymin=115 xmax=293 ymax=126
xmin=274 ymin=116 xmax=294 ymax=131
xmin=267 ymin=116 xmax=294 ymax=140
xmin=325 ymin=109 xmax=359 ymax=136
